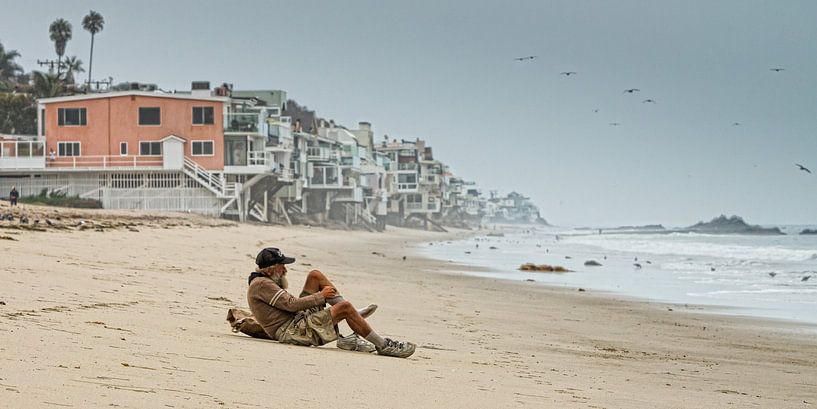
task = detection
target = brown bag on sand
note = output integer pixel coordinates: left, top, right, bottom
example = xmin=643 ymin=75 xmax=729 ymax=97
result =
xmin=226 ymin=308 xmax=271 ymax=339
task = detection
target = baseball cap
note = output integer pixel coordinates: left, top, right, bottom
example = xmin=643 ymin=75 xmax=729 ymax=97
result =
xmin=256 ymin=247 xmax=296 ymax=268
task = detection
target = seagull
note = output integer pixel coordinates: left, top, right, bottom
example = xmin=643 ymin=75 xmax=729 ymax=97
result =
xmin=769 ymin=67 xmax=785 ymax=72
xmin=768 ymin=272 xmax=777 ymax=277
xmin=593 ymin=109 xmax=599 ymax=113
xmin=609 ymin=122 xmax=620 ymax=126
xmin=796 ymin=164 xmax=811 ymax=174
xmin=560 ymin=71 xmax=577 ymax=76
xmin=633 ymin=263 xmax=642 ymax=269
xmin=514 ymin=56 xmax=537 ymax=62
xmin=803 ymin=275 xmax=812 ymax=282
xmin=623 ymin=88 xmax=640 ymax=94
xmin=732 ymin=122 xmax=741 ymax=126
xmin=642 ymin=99 xmax=656 ymax=104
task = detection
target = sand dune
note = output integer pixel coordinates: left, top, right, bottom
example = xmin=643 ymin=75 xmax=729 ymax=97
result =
xmin=1 ymin=202 xmax=815 ymax=408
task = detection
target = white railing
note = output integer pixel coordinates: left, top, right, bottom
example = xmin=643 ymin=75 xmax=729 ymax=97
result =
xmin=248 ymin=151 xmax=267 ymax=166
xmin=276 ymin=168 xmax=294 ymax=181
xmin=306 ymin=147 xmax=338 ymax=161
xmin=0 ymin=140 xmax=46 ymax=169
xmin=183 ymin=156 xmax=225 ymax=195
xmin=49 ymin=155 xmax=163 ymax=169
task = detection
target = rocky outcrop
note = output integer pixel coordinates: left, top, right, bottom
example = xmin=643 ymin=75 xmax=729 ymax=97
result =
xmin=584 ymin=260 xmax=603 ymax=266
xmin=684 ymin=215 xmax=783 ymax=235
xmin=800 ymin=229 xmax=817 ymax=235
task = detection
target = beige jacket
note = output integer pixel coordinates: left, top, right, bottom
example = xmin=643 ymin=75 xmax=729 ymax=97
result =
xmin=246 ymin=276 xmax=325 ymax=340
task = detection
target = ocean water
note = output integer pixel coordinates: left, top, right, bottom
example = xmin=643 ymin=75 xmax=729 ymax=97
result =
xmin=418 ymin=225 xmax=817 ymax=326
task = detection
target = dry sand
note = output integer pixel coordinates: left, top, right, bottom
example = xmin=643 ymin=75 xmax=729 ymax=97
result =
xmin=1 ymin=202 xmax=816 ymax=408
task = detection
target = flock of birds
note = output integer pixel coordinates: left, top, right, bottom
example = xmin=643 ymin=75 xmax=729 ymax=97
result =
xmin=512 ymin=56 xmax=809 ymax=176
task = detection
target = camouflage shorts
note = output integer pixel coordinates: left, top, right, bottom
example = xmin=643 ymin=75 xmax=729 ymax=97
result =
xmin=275 ymin=307 xmax=338 ymax=346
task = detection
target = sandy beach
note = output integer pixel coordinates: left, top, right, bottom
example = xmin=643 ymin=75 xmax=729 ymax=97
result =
xmin=1 ymin=203 xmax=816 ymax=408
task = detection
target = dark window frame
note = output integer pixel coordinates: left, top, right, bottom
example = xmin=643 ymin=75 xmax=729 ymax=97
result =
xmin=138 ymin=107 xmax=161 ymax=126
xmin=120 ymin=142 xmax=128 ymax=156
xmin=191 ymin=140 xmax=214 ymax=156
xmin=139 ymin=141 xmax=162 ymax=156
xmin=192 ymin=106 xmax=215 ymax=125
xmin=57 ymin=141 xmax=81 ymax=156
xmin=57 ymin=108 xmax=87 ymax=126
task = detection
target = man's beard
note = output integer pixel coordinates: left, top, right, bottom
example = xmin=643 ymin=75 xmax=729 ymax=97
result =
xmin=270 ymin=273 xmax=289 ymax=290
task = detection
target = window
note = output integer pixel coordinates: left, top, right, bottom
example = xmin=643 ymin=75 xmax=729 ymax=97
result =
xmin=191 ymin=140 xmax=214 ymax=156
xmin=58 ymin=142 xmax=81 ymax=156
xmin=120 ymin=142 xmax=128 ymax=156
xmin=192 ymin=106 xmax=215 ymax=125
xmin=139 ymin=141 xmax=162 ymax=156
xmin=398 ymin=173 xmax=417 ymax=184
xmin=138 ymin=107 xmax=161 ymax=125
xmin=58 ymin=108 xmax=87 ymax=126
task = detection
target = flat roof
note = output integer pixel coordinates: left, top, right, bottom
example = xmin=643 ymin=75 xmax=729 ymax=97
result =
xmin=38 ymin=91 xmax=229 ymax=104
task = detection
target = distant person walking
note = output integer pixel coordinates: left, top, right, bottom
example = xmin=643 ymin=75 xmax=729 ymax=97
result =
xmin=9 ymin=186 xmax=19 ymax=206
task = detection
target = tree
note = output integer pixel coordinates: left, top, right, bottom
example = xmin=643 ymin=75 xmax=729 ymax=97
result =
xmin=0 ymin=93 xmax=37 ymax=134
xmin=62 ymin=56 xmax=84 ymax=85
xmin=0 ymin=41 xmax=24 ymax=91
xmin=82 ymin=11 xmax=104 ymax=90
xmin=48 ymin=18 xmax=73 ymax=79
xmin=31 ymin=71 xmax=64 ymax=98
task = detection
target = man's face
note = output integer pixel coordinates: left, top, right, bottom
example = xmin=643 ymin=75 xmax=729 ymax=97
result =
xmin=272 ymin=264 xmax=287 ymax=276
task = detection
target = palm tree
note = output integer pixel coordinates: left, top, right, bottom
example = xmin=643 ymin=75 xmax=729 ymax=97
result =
xmin=48 ymin=18 xmax=73 ymax=79
xmin=62 ymin=56 xmax=84 ymax=85
xmin=82 ymin=11 xmax=104 ymax=90
xmin=0 ymin=41 xmax=24 ymax=90
xmin=30 ymin=71 xmax=64 ymax=98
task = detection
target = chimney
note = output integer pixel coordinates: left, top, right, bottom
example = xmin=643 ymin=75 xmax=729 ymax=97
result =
xmin=358 ymin=121 xmax=371 ymax=132
xmin=191 ymin=81 xmax=211 ymax=97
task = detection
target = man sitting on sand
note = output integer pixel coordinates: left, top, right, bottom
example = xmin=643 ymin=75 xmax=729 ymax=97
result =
xmin=246 ymin=247 xmax=416 ymax=358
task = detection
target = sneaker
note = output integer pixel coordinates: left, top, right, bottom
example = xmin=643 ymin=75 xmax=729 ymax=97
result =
xmin=376 ymin=338 xmax=416 ymax=358
xmin=358 ymin=304 xmax=378 ymax=319
xmin=337 ymin=334 xmax=376 ymax=353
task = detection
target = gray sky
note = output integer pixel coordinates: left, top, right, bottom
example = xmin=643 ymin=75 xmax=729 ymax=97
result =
xmin=3 ymin=0 xmax=816 ymax=226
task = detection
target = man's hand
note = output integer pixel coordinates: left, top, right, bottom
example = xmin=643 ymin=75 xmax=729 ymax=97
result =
xmin=320 ymin=286 xmax=337 ymax=299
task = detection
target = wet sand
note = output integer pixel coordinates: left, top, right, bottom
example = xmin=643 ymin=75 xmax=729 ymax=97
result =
xmin=1 ymin=202 xmax=815 ymax=408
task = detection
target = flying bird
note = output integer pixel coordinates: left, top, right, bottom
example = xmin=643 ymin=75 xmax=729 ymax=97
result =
xmin=768 ymin=272 xmax=777 ymax=278
xmin=796 ymin=164 xmax=812 ymax=174
xmin=642 ymin=99 xmax=656 ymax=104
xmin=514 ymin=56 xmax=537 ymax=62
xmin=560 ymin=71 xmax=577 ymax=76
xmin=623 ymin=88 xmax=640 ymax=94
xmin=609 ymin=122 xmax=620 ymax=126
xmin=769 ymin=67 xmax=785 ymax=72
xmin=593 ymin=109 xmax=599 ymax=113
xmin=732 ymin=122 xmax=741 ymax=126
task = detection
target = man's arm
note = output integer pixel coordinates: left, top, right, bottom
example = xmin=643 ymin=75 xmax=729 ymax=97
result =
xmin=267 ymin=286 xmax=325 ymax=312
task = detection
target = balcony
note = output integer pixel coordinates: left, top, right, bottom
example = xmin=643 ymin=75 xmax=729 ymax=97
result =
xmin=225 ymin=113 xmax=260 ymax=133
xmin=406 ymin=202 xmax=424 ymax=211
xmin=306 ymin=147 xmax=338 ymax=162
xmin=48 ymin=155 xmax=164 ymax=170
xmin=0 ymin=141 xmax=46 ymax=170
xmin=396 ymin=162 xmax=417 ymax=171
xmin=396 ymin=183 xmax=417 ymax=192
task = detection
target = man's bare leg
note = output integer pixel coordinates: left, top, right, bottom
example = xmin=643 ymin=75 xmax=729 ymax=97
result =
xmin=329 ymin=300 xmax=415 ymax=358
xmin=303 ymin=270 xmax=376 ymax=317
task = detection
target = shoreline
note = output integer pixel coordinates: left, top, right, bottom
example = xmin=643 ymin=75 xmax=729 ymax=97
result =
xmin=1 ymin=206 xmax=816 ymax=408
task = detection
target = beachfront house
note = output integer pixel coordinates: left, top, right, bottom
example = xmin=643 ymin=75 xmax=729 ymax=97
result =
xmin=0 ymin=83 xmax=294 ymax=221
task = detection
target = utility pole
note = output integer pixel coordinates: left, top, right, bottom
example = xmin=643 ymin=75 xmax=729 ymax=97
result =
xmin=36 ymin=59 xmax=66 ymax=73
xmin=86 ymin=77 xmax=113 ymax=93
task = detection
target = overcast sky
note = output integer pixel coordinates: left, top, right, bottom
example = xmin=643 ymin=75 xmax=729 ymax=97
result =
xmin=2 ymin=0 xmax=816 ymax=226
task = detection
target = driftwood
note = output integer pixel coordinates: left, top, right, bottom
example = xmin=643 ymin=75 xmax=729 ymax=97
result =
xmin=226 ymin=308 xmax=270 ymax=339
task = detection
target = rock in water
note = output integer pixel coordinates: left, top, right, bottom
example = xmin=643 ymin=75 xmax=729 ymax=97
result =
xmin=584 ymin=260 xmax=602 ymax=266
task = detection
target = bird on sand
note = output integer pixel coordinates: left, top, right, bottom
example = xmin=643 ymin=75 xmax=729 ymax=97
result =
xmin=803 ymin=275 xmax=812 ymax=282
xmin=796 ymin=164 xmax=811 ymax=174
xmin=769 ymin=67 xmax=785 ymax=72
xmin=633 ymin=263 xmax=642 ymax=269
xmin=560 ymin=71 xmax=577 ymax=76
xmin=768 ymin=272 xmax=777 ymax=277
xmin=623 ymin=88 xmax=640 ymax=94
xmin=642 ymin=99 xmax=656 ymax=104
xmin=514 ymin=56 xmax=537 ymax=62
